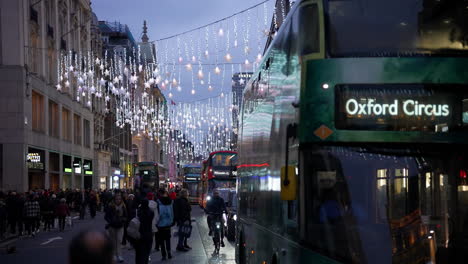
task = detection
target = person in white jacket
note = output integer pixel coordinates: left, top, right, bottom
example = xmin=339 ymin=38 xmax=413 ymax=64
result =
xmin=146 ymin=192 xmax=159 ymax=251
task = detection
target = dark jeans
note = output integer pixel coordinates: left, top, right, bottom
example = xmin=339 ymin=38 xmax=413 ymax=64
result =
xmin=121 ymin=222 xmax=128 ymax=245
xmin=177 ymin=224 xmax=189 ymax=248
xmin=79 ymin=204 xmax=86 ymax=219
xmin=24 ymin=217 xmax=38 ymax=235
xmin=43 ymin=213 xmax=54 ymax=230
xmin=134 ymin=237 xmax=152 ymax=264
xmin=89 ymin=204 xmax=96 ymax=219
xmin=58 ymin=216 xmax=66 ymax=231
xmin=158 ymin=228 xmax=171 ymax=258
xmin=154 ymin=231 xmax=160 ymax=250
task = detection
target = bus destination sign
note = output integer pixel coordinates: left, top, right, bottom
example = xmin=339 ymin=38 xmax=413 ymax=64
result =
xmin=335 ymin=84 xmax=468 ymax=132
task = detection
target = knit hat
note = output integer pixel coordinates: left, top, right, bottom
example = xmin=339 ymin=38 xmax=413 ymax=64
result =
xmin=146 ymin=192 xmax=154 ymax=200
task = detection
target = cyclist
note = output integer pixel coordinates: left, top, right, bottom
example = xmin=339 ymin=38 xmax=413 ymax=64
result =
xmin=205 ymin=189 xmax=227 ymax=247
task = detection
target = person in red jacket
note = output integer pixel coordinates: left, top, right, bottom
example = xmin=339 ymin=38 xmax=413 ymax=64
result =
xmin=169 ymin=189 xmax=177 ymax=200
xmin=56 ymin=198 xmax=70 ymax=232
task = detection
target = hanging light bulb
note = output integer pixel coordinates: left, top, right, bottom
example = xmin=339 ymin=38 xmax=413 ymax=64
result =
xmin=221 ymin=92 xmax=225 ymax=98
xmin=168 ymin=92 xmax=173 ymax=98
xmin=204 ymin=50 xmax=209 ymax=58
xmin=65 ymin=80 xmax=70 ymax=87
xmin=191 ymin=89 xmax=195 ymax=95
xmin=178 ymin=56 xmax=183 ymax=63
xmin=164 ymin=79 xmax=169 ymax=85
xmin=200 ymin=80 xmax=205 ymax=85
xmin=82 ymin=91 xmax=86 ymax=97
xmin=87 ymin=101 xmax=91 ymax=107
xmin=208 ymin=85 xmax=213 ymax=91
xmin=257 ymin=53 xmax=262 ymax=62
xmin=234 ymin=40 xmax=238 ymax=47
xmin=214 ymin=66 xmax=221 ymax=75
xmin=218 ymin=28 xmax=224 ymax=36
xmin=197 ymin=70 xmax=204 ymax=79
xmin=225 ymin=53 xmax=232 ymax=62
xmin=138 ymin=64 xmax=143 ymax=72
xmin=185 ymin=63 xmax=192 ymax=71
xmin=244 ymin=46 xmax=250 ymax=54
xmin=161 ymin=83 xmax=166 ymax=89
xmin=177 ymin=86 xmax=182 ymax=92
xmin=245 ymin=59 xmax=250 ymax=65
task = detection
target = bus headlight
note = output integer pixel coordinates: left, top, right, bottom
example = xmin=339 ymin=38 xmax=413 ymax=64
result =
xmin=207 ymin=196 xmax=211 ymax=201
xmin=233 ymin=214 xmax=237 ymax=221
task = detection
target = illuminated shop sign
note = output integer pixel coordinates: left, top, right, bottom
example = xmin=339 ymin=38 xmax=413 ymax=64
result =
xmin=64 ymin=168 xmax=72 ymax=173
xmin=335 ymin=84 xmax=468 ymax=132
xmin=27 ymin=152 xmax=44 ymax=170
xmin=27 ymin=153 xmax=41 ymax=163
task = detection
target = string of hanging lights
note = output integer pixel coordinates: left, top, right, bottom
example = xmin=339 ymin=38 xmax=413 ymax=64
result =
xmin=54 ymin=0 xmax=284 ymax=160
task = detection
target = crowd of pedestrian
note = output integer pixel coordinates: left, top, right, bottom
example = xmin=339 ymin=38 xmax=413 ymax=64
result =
xmin=0 ymin=185 xmax=192 ymax=263
xmin=103 ymin=185 xmax=193 ymax=263
xmin=0 ymin=188 xmax=118 ymax=240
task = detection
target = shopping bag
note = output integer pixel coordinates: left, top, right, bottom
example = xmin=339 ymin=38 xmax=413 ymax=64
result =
xmin=127 ymin=217 xmax=140 ymax=240
xmin=66 ymin=216 xmax=73 ymax=227
xmin=179 ymin=220 xmax=192 ymax=238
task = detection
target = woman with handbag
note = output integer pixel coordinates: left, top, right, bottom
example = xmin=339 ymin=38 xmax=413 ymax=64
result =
xmin=174 ymin=189 xmax=192 ymax=251
xmin=132 ymin=199 xmax=154 ymax=264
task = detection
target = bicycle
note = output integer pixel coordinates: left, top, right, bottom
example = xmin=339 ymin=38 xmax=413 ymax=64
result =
xmin=208 ymin=213 xmax=224 ymax=256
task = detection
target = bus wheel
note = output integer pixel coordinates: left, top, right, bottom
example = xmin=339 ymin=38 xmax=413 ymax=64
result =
xmin=238 ymin=231 xmax=247 ymax=264
xmin=272 ymin=253 xmax=278 ymax=264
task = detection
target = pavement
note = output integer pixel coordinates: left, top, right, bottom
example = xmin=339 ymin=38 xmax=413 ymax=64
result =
xmin=0 ymin=206 xmax=235 ymax=264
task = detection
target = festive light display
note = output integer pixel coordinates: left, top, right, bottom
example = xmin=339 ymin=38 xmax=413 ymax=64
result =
xmin=55 ymin=0 xmax=282 ymax=160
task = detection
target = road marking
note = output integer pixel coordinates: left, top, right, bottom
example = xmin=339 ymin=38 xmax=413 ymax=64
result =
xmin=40 ymin=236 xmax=63 ymax=245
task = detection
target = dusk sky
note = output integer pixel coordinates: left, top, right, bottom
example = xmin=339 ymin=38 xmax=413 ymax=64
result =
xmin=91 ymin=0 xmax=275 ymax=102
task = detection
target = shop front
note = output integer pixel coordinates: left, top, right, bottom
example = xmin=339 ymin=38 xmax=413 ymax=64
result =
xmin=49 ymin=152 xmax=60 ymax=191
xmin=112 ymin=168 xmax=121 ymax=189
xmin=73 ymin=157 xmax=82 ymax=189
xmin=27 ymin=148 xmax=45 ymax=190
xmin=63 ymin=155 xmax=72 ymax=189
xmin=83 ymin=159 xmax=93 ymax=190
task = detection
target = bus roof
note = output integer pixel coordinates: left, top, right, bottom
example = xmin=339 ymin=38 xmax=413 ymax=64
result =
xmin=182 ymin=164 xmax=201 ymax=168
xmin=209 ymin=151 xmax=238 ymax=157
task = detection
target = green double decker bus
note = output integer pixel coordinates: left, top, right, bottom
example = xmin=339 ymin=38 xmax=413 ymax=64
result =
xmin=236 ymin=1 xmax=468 ymax=263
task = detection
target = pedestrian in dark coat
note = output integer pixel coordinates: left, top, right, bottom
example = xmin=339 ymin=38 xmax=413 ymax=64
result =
xmin=133 ymin=199 xmax=154 ymax=264
xmin=55 ymin=198 xmax=70 ymax=232
xmin=174 ymin=189 xmax=192 ymax=250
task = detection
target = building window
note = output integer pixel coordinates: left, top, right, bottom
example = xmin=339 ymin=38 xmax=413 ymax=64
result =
xmin=48 ymin=100 xmax=59 ymax=137
xmin=62 ymin=107 xmax=71 ymax=141
xmin=32 ymin=90 xmax=45 ymax=132
xmin=74 ymin=114 xmax=81 ymax=145
xmin=84 ymin=119 xmax=91 ymax=148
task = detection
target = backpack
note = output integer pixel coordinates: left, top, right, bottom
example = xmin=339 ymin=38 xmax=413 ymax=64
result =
xmin=157 ymin=202 xmax=174 ymax=227
xmin=127 ymin=217 xmax=140 ymax=240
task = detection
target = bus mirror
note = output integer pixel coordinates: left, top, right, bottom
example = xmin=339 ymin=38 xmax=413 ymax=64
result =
xmin=281 ymin=166 xmax=297 ymax=201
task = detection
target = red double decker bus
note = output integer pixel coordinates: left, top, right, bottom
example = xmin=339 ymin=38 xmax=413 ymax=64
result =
xmin=198 ymin=151 xmax=238 ymax=208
